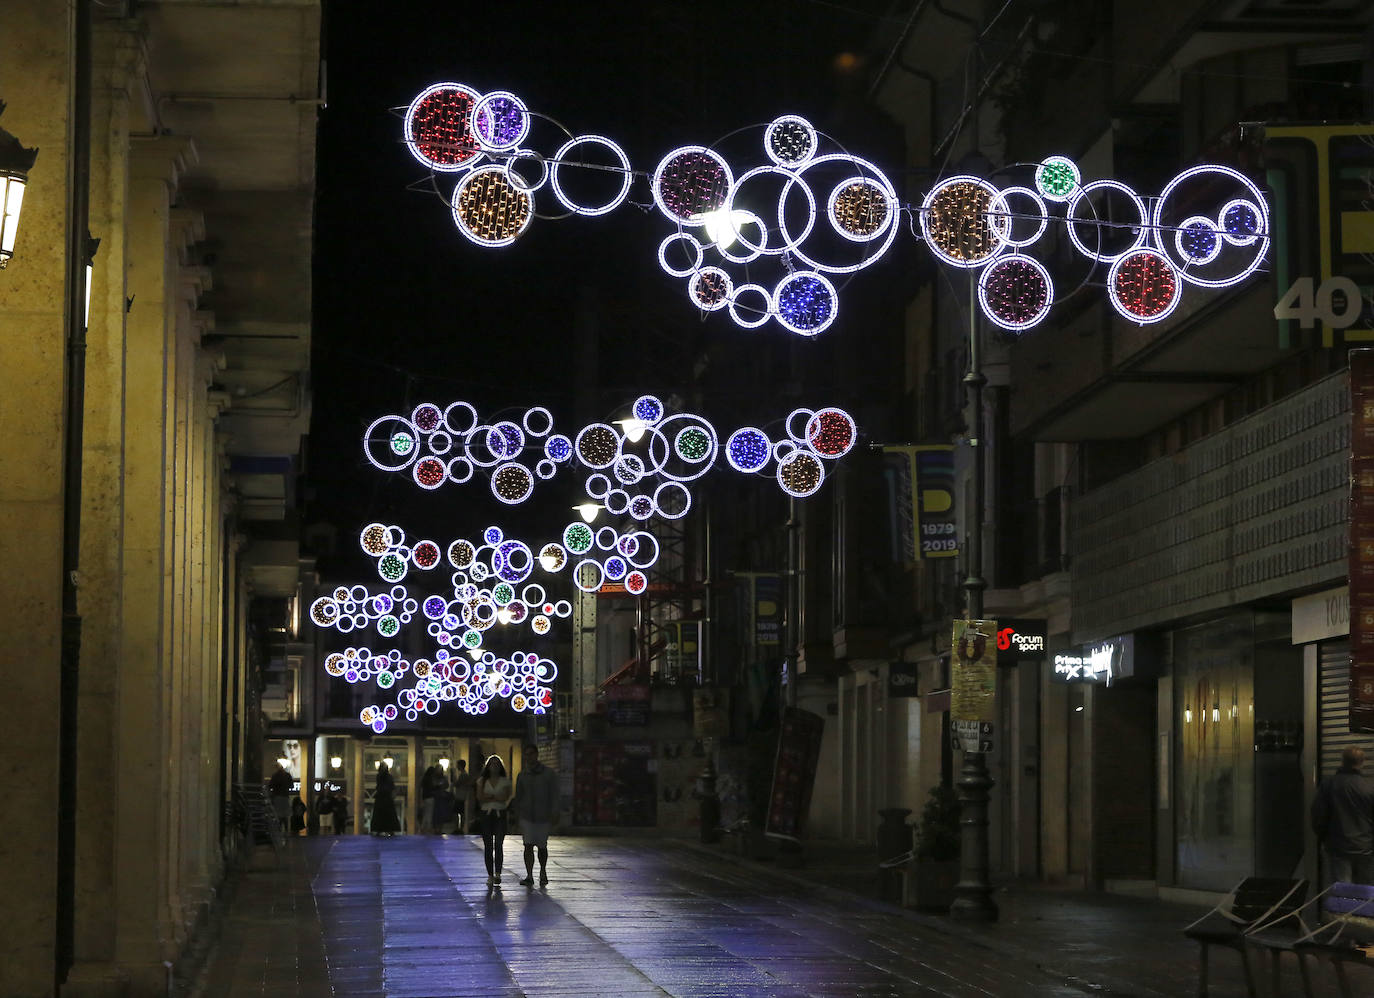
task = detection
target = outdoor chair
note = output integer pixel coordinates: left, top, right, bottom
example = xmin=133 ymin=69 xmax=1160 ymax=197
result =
xmin=1291 ymin=881 xmax=1374 ymax=998
xmin=1182 ymin=876 xmax=1307 ymax=997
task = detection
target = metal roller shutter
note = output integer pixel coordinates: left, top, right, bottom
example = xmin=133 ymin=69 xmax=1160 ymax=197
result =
xmin=1319 ymin=639 xmax=1374 ymax=777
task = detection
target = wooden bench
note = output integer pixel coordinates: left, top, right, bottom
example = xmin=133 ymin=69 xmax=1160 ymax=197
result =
xmin=1292 ymin=881 xmax=1374 ymax=998
xmin=1182 ymin=876 xmax=1307 ymax=997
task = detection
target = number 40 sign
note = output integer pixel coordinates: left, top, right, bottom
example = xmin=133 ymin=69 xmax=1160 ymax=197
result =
xmin=1274 ymin=276 xmax=1363 ymax=329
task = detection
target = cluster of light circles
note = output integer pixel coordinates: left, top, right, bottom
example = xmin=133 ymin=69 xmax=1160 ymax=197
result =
xmin=309 ymin=583 xmax=418 ymax=639
xmin=401 ymin=82 xmax=1269 ymax=334
xmin=328 ymin=646 xmax=557 ymax=731
xmin=363 ymin=395 xmax=856 ymax=503
xmin=725 ymin=406 xmax=858 ymax=498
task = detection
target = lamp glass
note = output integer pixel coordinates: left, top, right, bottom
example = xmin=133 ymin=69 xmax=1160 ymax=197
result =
xmin=329 ymin=755 xmax=343 ymax=769
xmin=0 ymin=173 xmax=25 ymax=266
xmin=575 ymin=502 xmax=600 ymax=523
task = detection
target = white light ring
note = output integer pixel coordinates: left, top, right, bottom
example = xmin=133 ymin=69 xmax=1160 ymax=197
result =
xmin=386 ymin=527 xmax=406 ymax=549
xmin=410 ymin=541 xmax=442 ymax=569
xmin=825 ymin=176 xmax=896 ymax=244
xmin=604 ymin=488 xmax=630 ymax=515
xmin=653 ymin=481 xmax=692 ymax=519
xmin=689 ymin=266 xmax=734 ymax=312
xmin=785 ymin=153 xmax=901 ymax=275
xmin=919 ymin=175 xmax=1008 ymax=269
xmin=377 ymin=553 xmax=409 ymax=583
xmin=426 ymin=431 xmax=453 ymax=458
xmin=427 ymin=621 xmax=443 ymax=637
xmin=985 ymin=186 xmax=1048 ymax=249
xmin=468 ymin=561 xmax=490 ymax=582
xmin=535 ymin=459 xmax=557 ymax=480
xmin=976 ymin=253 xmax=1056 ymax=332
xmin=764 ymin=114 xmax=819 ymax=167
xmin=412 ymin=457 xmax=448 ymax=491
xmin=538 ymin=543 xmax=566 ymax=573
xmin=487 ymin=420 xmax=526 ymax=461
xmin=554 ymin=599 xmax=572 ymax=617
xmin=1149 ymin=164 xmax=1268 ymax=288
xmin=777 ymin=450 xmax=826 ymax=498
xmin=403 ymin=597 xmax=418 ymax=614
xmin=1218 ymin=198 xmax=1262 ymax=247
xmin=716 ymin=211 xmax=767 ymax=265
xmin=403 ymin=82 xmax=485 ymax=173
xmin=1107 ymin=247 xmax=1183 ymax=325
xmin=603 ymin=554 xmax=630 ymax=580
xmin=773 ymin=271 xmax=839 ymax=337
xmin=521 ymin=583 xmax=546 ymax=607
xmin=725 ymin=164 xmax=815 ymax=257
xmin=443 ymin=401 xmax=477 ymax=435
xmin=595 ymin=526 xmax=619 ymax=551
xmin=573 ymin=559 xmax=606 ymax=593
xmin=549 ymin=135 xmax=633 ymax=217
xmin=1066 ymin=179 xmax=1147 ymax=264
xmin=633 ymin=395 xmax=664 ymax=425
xmin=1034 ymin=155 xmax=1081 ymax=203
xmin=785 ymin=408 xmax=814 ymax=443
xmin=440 ymin=457 xmax=469 ymax=484
xmin=503 ymin=148 xmax=549 ymax=193
xmin=584 ymin=472 xmax=611 ymax=499
xmin=310 ymin=596 xmax=339 ymax=625
xmin=728 ymin=283 xmax=773 ymax=329
xmin=462 ymin=425 xmax=500 ymax=468
xmin=471 ymin=90 xmax=531 ymax=153
xmin=450 ymin=165 xmax=534 ymax=248
xmin=651 ymin=145 xmax=734 ymax=224
xmin=626 ymin=422 xmax=672 ymax=479
xmin=805 ymin=408 xmax=859 ymax=459
xmin=1172 ymin=215 xmax=1223 ymax=266
xmin=653 ymin=413 xmax=718 ymax=482
xmin=574 ymin=422 xmax=621 ymax=470
xmin=390 ymin=584 xmax=408 ymax=601
xmin=624 ymin=572 xmax=649 ymax=596
xmin=626 ymin=531 xmax=660 ymax=570
xmin=773 ymin=440 xmax=800 ymax=463
xmin=364 ymin=415 xmax=421 ymax=472
xmin=359 ymin=523 xmax=390 ymax=556
xmin=628 ymin=495 xmax=656 ymax=520
xmin=337 ymin=615 xmax=355 ymax=634
xmin=613 ymin=454 xmax=646 ymax=485
xmin=658 ymin=232 xmax=705 ymax=278
xmin=521 ymin=406 xmax=553 ymax=437
xmin=490 ymin=462 xmax=535 ymax=505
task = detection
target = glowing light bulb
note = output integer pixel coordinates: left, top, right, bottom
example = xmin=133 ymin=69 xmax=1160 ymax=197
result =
xmin=574 ymin=502 xmax=601 ymax=523
xmin=702 ymin=207 xmax=752 ymax=249
xmin=617 ymin=418 xmax=648 ymax=442
xmin=329 ymin=755 xmax=343 ymax=769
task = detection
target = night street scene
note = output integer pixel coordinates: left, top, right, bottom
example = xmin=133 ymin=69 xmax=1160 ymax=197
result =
xmin=6 ymin=0 xmax=1374 ymax=995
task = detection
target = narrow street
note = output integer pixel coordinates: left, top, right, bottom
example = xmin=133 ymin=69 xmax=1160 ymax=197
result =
xmin=191 ymin=836 xmax=1332 ymax=998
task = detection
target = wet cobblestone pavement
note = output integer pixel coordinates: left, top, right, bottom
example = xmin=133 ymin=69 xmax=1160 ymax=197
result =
xmin=191 ymin=835 xmax=1348 ymax=997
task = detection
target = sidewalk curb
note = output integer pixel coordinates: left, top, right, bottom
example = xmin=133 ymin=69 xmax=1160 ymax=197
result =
xmin=680 ymin=839 xmax=1174 ymax=998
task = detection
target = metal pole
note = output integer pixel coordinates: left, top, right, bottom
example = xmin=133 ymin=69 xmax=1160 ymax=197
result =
xmin=784 ymin=496 xmax=799 ymax=709
xmin=950 ymin=273 xmax=997 ymax=922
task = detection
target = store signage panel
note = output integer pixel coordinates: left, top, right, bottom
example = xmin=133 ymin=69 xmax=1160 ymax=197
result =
xmin=996 ymin=618 xmax=1047 ymax=664
xmin=1052 ymin=634 xmax=1134 ymax=684
xmin=888 ymin=661 xmax=919 ymax=697
xmin=1291 ymin=585 xmax=1350 ymax=644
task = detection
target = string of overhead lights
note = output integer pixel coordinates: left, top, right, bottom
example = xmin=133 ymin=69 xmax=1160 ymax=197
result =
xmin=399 ymin=82 xmax=1271 ymax=334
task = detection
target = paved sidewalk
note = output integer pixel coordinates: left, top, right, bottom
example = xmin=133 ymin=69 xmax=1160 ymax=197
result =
xmin=185 ymin=834 xmax=1352 ymax=997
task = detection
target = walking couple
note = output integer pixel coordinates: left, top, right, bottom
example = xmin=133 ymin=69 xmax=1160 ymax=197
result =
xmin=473 ymin=743 xmax=560 ymax=888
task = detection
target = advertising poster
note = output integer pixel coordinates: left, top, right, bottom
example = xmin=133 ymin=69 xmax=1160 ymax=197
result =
xmin=764 ymin=707 xmax=825 ymax=840
xmin=604 ymin=683 xmax=651 ymax=726
xmin=950 ymin=618 xmax=997 ymax=722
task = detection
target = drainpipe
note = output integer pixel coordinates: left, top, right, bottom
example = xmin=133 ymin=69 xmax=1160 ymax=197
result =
xmin=57 ymin=0 xmax=92 ymax=986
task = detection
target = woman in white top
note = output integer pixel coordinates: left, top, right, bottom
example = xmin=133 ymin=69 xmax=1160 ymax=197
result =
xmin=475 ymin=754 xmax=512 ymax=886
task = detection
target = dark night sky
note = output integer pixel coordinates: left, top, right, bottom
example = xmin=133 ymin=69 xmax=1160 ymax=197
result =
xmin=308 ymin=0 xmax=897 ymax=566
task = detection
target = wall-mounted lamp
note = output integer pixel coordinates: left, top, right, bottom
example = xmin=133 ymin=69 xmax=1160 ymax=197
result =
xmin=329 ymin=755 xmax=343 ymax=770
xmin=383 ymin=755 xmax=394 ymax=769
xmin=0 ymin=102 xmax=39 ymax=269
xmin=1184 ymin=703 xmax=1192 ymax=724
xmin=84 ymin=234 xmax=99 ymax=327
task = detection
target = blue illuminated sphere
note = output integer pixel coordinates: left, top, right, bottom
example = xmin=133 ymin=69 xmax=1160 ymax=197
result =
xmin=727 ymin=428 xmax=771 ymax=472
xmin=776 ymin=274 xmax=835 ymax=335
xmin=545 ymin=434 xmax=572 ymax=461
xmin=1180 ymin=222 xmax=1216 ymax=261
xmin=633 ymin=395 xmax=664 ymax=423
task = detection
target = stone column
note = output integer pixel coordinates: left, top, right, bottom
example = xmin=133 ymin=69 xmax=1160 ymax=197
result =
xmin=352 ymin=739 xmax=365 ymax=834
xmin=0 ymin=3 xmax=73 ymax=994
xmin=405 ymin=736 xmax=420 ymax=835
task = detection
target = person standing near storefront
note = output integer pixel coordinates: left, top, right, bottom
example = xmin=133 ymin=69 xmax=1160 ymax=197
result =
xmin=1312 ymin=746 xmax=1374 ymax=884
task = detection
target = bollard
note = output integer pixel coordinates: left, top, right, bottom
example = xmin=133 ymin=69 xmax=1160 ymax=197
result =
xmin=697 ymin=758 xmax=721 ymax=843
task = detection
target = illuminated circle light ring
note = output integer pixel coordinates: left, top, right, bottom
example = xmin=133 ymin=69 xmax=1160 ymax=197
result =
xmin=503 ymin=148 xmax=549 ymax=194
xmin=471 ymin=90 xmax=531 ymax=153
xmin=633 ymin=395 xmax=664 ymax=424
xmin=573 ymin=558 xmax=605 ymax=593
xmin=487 ymin=421 xmax=525 ymax=460
xmin=774 ymin=271 xmax=838 ymax=337
xmin=716 ymin=211 xmax=767 ymax=265
xmin=785 ymin=408 xmax=815 ymax=445
xmin=672 ymin=422 xmax=717 ymax=466
xmin=447 ymin=457 xmax=474 ymax=484
xmin=726 ymin=426 xmax=772 ymax=473
xmin=604 ymin=488 xmax=630 ymax=515
xmin=594 ymin=526 xmax=620 ymax=551
xmin=977 ymin=254 xmax=1055 ymax=333
xmin=403 ymin=82 xmax=484 ymax=173
xmin=625 ymin=571 xmax=648 ymax=596
xmin=411 ymin=403 xmax=442 ymax=432
xmin=1065 ymin=179 xmax=1148 ymax=264
xmin=1174 ymin=215 xmax=1222 ymax=266
xmin=728 ymin=283 xmax=772 ymax=329
xmin=806 ymin=408 xmax=857 ymax=458
xmin=658 ymin=232 xmax=704 ymax=279
xmin=411 ymin=541 xmax=441 ymax=569
xmin=725 ymin=164 xmax=815 ymax=258
xmin=491 ymin=462 xmax=535 ymax=505
xmin=777 ymin=449 xmax=826 ymax=498
xmin=310 ymin=597 xmax=339 ymax=626
xmin=986 ymin=186 xmax=1048 ymax=249
xmin=782 ymin=153 xmax=901 ymax=274
xmin=360 ymin=523 xmax=390 ymax=556
xmin=522 ymin=406 xmax=554 ymax=437
xmin=584 ymin=472 xmax=611 ymax=500
xmin=363 ymin=415 xmax=420 ymax=472
xmin=575 ymin=422 xmax=620 ymax=470
xmin=764 ymin=114 xmax=819 ymax=167
xmin=535 ymin=459 xmax=557 ymax=480
xmin=651 ymin=145 xmax=734 ymax=223
xmin=919 ymin=175 xmax=1008 ymax=269
xmin=563 ymin=522 xmax=594 ymax=555
xmin=826 ymin=176 xmax=895 ymax=243
xmin=1034 ymin=156 xmax=1081 ymax=203
xmin=1108 ymin=248 xmax=1182 ymax=325
xmin=443 ymin=401 xmax=477 ymax=436
xmin=653 ymin=481 xmax=692 ymax=519
xmin=614 ymin=454 xmax=646 ymax=485
xmin=549 ymin=135 xmax=633 ymax=217
xmin=412 ymin=456 xmax=447 ymax=490
xmin=428 ymin=431 xmax=452 ymax=456
xmin=603 ymin=556 xmax=628 ymax=581
xmin=1219 ymin=198 xmax=1262 ymax=247
xmin=690 ymin=267 xmax=733 ymax=312
xmin=629 ymin=494 xmax=655 ymax=520
xmin=463 ymin=426 xmax=501 ymax=469
xmin=625 ymin=531 xmax=660 ymax=570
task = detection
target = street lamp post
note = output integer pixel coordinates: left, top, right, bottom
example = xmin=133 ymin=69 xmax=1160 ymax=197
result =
xmin=949 ymin=275 xmax=998 ymax=922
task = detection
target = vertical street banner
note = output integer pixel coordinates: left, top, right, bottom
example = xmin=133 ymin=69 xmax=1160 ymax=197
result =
xmin=753 ymin=574 xmax=782 ymax=647
xmin=950 ymin=619 xmax=997 ymax=751
xmin=1351 ymin=350 xmax=1374 ymax=731
xmin=883 ymin=445 xmax=958 ymax=561
xmin=764 ymin=706 xmax=825 ymax=840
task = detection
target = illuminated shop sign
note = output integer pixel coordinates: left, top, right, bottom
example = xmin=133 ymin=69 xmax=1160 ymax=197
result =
xmin=1052 ymin=634 xmax=1134 ymax=684
xmin=996 ymin=618 xmax=1047 ymax=664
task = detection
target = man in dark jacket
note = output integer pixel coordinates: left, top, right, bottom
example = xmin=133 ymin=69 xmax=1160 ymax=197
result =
xmin=1312 ymin=746 xmax=1374 ymax=884
xmin=513 ymin=743 xmax=560 ymax=887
